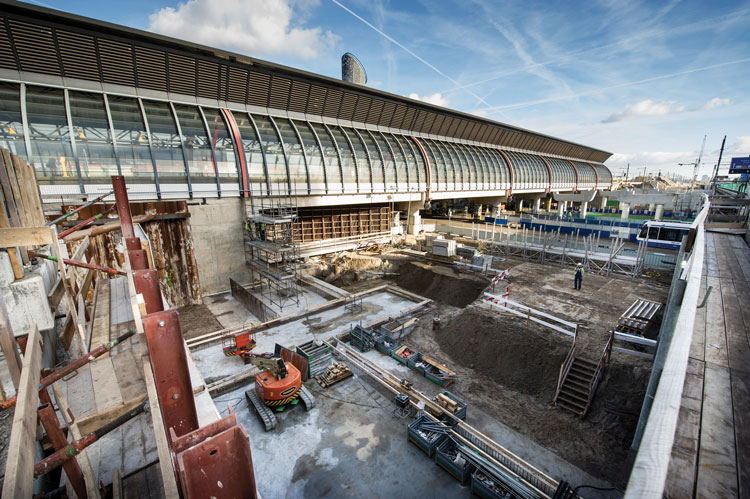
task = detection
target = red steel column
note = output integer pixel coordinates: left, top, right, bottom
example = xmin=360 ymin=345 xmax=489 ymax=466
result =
xmin=567 ymin=160 xmax=580 ymax=192
xmin=410 ymin=136 xmax=431 ymax=203
xmin=497 ymin=149 xmax=514 ymax=196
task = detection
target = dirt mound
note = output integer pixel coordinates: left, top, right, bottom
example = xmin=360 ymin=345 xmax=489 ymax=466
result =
xmin=437 ymin=308 xmax=571 ymax=399
xmin=390 ymin=262 xmax=488 ymax=307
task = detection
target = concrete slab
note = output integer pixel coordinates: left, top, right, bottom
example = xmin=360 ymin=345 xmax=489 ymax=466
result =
xmin=194 ymin=291 xmax=418 ymax=382
xmin=214 ymin=375 xmax=464 ymax=499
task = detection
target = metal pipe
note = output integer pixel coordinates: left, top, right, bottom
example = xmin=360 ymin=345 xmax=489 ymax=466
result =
xmin=34 ymin=399 xmax=146 ymax=478
xmin=29 ymin=251 xmax=126 ymax=276
xmin=46 ymin=191 xmax=113 ymax=226
xmin=58 ymin=206 xmax=116 ymax=239
xmin=1 ymin=330 xmax=135 ymax=409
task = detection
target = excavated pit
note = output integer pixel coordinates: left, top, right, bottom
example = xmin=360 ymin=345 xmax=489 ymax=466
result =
xmin=389 ymin=261 xmax=489 ymax=308
xmin=436 ymin=308 xmax=570 ymax=400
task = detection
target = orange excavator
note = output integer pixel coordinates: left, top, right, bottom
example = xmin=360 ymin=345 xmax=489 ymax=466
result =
xmin=223 ymin=331 xmax=314 ymax=431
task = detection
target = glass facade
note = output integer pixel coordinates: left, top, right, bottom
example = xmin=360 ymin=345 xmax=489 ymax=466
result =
xmin=174 ymin=104 xmax=214 ymax=194
xmin=140 ymin=100 xmax=185 ymax=185
xmin=68 ymin=91 xmax=118 ymax=184
xmin=273 ymin=117 xmax=307 ymax=195
xmin=0 ymin=83 xmax=26 ymax=160
xmin=0 ymin=83 xmax=606 ymax=198
xmin=311 ymin=123 xmax=342 ymax=194
xmin=202 ymin=108 xmax=238 ymax=195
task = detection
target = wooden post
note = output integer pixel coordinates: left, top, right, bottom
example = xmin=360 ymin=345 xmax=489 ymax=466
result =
xmin=2 ymin=324 xmax=43 ymax=499
xmin=0 ymin=189 xmax=24 ymax=280
xmin=0 ymin=296 xmax=22 ymax=390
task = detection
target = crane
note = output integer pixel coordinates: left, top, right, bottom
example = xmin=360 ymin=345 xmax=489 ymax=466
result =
xmin=679 ymin=135 xmax=707 ymax=190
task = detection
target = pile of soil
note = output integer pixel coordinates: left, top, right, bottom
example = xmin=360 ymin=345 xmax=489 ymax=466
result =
xmin=313 ymin=251 xmax=393 ymax=287
xmin=177 ymin=303 xmax=223 ymax=339
xmin=390 ymin=262 xmax=488 ymax=308
xmin=437 ymin=308 xmax=571 ymax=399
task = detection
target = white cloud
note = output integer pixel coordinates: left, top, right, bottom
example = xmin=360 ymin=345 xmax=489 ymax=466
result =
xmin=606 ymin=150 xmax=695 ymax=175
xmin=408 ymin=92 xmax=449 ymax=107
xmin=701 ymin=97 xmax=731 ymax=110
xmin=602 ymin=99 xmax=685 ymax=123
xmin=148 ymin=0 xmax=338 ymax=60
xmin=732 ymin=136 xmax=750 ymax=154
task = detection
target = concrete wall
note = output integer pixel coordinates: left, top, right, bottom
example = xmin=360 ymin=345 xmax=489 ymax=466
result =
xmin=189 ymin=198 xmax=250 ymax=295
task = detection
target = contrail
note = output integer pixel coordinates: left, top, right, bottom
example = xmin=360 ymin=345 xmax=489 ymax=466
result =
xmin=438 ymin=7 xmax=750 ymax=96
xmin=478 ymin=57 xmax=750 ymax=114
xmin=330 ymin=0 xmax=495 ymax=111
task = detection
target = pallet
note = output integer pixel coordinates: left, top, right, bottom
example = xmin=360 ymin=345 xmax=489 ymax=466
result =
xmin=314 ymin=362 xmax=353 ymax=388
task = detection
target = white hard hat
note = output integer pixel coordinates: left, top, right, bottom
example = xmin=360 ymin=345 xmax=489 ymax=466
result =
xmin=577 ymin=263 xmax=582 ymax=267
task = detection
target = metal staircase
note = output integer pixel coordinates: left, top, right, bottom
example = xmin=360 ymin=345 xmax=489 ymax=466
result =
xmin=554 ymin=333 xmax=612 ymax=419
xmin=555 ymin=358 xmax=598 ymax=417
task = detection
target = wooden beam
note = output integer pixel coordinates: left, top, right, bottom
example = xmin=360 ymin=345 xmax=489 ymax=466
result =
xmin=1 ymin=324 xmax=42 ymax=499
xmin=75 ymin=394 xmax=147 ymax=435
xmin=63 ymin=214 xmax=157 ymax=242
xmin=142 ymin=357 xmax=180 ymax=498
xmin=0 ymin=227 xmax=53 ymax=248
xmin=0 ymin=296 xmax=22 ymax=390
xmin=0 ymin=149 xmax=27 ymax=227
xmin=0 ymin=190 xmax=23 ymax=279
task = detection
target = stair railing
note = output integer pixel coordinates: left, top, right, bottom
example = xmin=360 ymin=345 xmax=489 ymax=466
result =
xmin=554 ymin=331 xmax=577 ymax=402
xmin=583 ymin=330 xmax=614 ymax=416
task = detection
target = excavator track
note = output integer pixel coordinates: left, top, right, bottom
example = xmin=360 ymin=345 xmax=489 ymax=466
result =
xmin=245 ymin=389 xmax=277 ymax=432
xmin=299 ymin=385 xmax=316 ymax=410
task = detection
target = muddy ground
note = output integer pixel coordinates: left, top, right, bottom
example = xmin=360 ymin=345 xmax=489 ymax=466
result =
xmin=389 ymin=253 xmax=668 ymax=485
xmin=177 ymin=303 xmax=224 ymax=339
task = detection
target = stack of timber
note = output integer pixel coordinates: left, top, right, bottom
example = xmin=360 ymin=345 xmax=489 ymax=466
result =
xmin=314 ymin=362 xmax=353 ymax=388
xmin=615 ymin=298 xmax=662 ymax=335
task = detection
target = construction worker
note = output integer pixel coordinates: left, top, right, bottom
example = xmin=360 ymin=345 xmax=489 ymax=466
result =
xmin=574 ymin=263 xmax=583 ymax=290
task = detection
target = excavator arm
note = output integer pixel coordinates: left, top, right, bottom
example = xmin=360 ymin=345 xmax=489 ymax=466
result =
xmin=248 ymin=353 xmax=288 ymax=380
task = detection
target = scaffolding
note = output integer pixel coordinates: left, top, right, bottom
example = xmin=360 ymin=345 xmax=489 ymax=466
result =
xmin=244 ymin=181 xmax=301 ymax=313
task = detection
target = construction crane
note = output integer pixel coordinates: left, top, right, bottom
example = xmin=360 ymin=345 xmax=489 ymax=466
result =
xmin=679 ymin=135 xmax=706 ymax=190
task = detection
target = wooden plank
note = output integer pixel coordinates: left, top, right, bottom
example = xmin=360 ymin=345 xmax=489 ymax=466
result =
xmin=142 ymin=357 xmax=180 ymax=498
xmin=9 ymin=155 xmax=36 ymax=229
xmin=1 ymin=324 xmax=42 ymax=499
xmin=720 ymin=279 xmax=750 ymax=375
xmin=22 ymin=157 xmax=44 ymax=226
xmin=0 ymin=296 xmax=22 ymax=389
xmin=112 ymin=467 xmax=123 ymax=499
xmin=705 ymin=233 xmax=720 ymax=278
xmin=51 ymin=382 xmax=100 ymax=499
xmin=65 ymin=364 xmax=97 ymax=418
xmin=0 ymin=227 xmax=54 ymax=248
xmin=0 ymin=189 xmax=23 ymax=279
xmin=717 ymin=233 xmax=745 ymax=283
xmin=704 ymin=276 xmax=728 ymax=368
xmin=0 ymin=148 xmax=23 ymax=230
xmin=0 ymin=149 xmax=27 ymax=227
xmin=90 ymin=278 xmax=111 ymax=354
xmin=48 ymin=277 xmax=65 ymax=312
xmin=75 ymin=394 xmax=147 ymax=435
xmin=664 ymin=358 xmax=705 ymax=498
xmin=729 ymin=237 xmax=750 ymax=282
xmin=90 ymin=356 xmax=124 ymax=411
xmin=690 ymin=274 xmax=707 ymax=362
xmin=696 ymin=363 xmax=739 ymax=498
xmin=731 ymin=369 xmax=750 ymax=498
xmin=112 ymin=348 xmax=146 ymax=401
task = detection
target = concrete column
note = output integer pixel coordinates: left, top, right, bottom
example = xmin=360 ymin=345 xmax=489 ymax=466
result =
xmin=621 ymin=202 xmax=630 ymax=219
xmin=600 ymin=196 xmax=607 ymax=210
xmin=648 ymin=203 xmax=655 ymax=212
xmin=654 ymin=204 xmax=664 ymax=221
xmin=518 ymin=199 xmax=524 ymax=213
xmin=581 ymin=201 xmax=588 ymax=218
xmin=546 ymin=197 xmax=553 ymax=212
xmin=558 ymin=201 xmax=566 ymax=217
xmin=534 ymin=198 xmax=541 ymax=214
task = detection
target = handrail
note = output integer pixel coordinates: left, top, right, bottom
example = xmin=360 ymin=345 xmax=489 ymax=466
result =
xmin=555 ymin=334 xmax=577 ymax=401
xmin=584 ymin=331 xmax=613 ymax=415
xmin=625 ymin=199 xmax=708 ymax=498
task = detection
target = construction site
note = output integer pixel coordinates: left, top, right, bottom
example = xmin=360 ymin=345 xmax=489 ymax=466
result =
xmin=0 ymin=2 xmax=748 ymax=498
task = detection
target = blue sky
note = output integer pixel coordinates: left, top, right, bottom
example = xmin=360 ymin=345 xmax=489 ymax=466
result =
xmin=34 ymin=0 xmax=750 ymax=179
